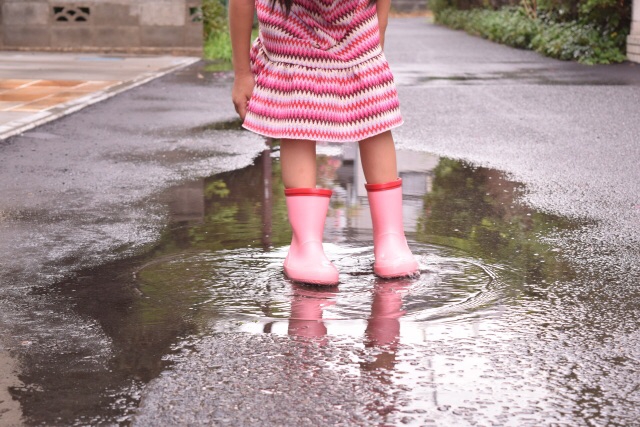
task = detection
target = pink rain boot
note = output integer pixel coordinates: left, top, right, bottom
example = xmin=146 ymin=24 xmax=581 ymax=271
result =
xmin=366 ymin=178 xmax=419 ymax=278
xmin=284 ymin=188 xmax=339 ymax=286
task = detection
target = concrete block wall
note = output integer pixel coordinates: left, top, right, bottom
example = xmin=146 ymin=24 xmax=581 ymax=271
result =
xmin=392 ymin=0 xmax=429 ymax=13
xmin=0 ymin=0 xmax=203 ymax=54
xmin=0 ymin=5 xmax=3 ymax=49
xmin=628 ymin=0 xmax=640 ymax=62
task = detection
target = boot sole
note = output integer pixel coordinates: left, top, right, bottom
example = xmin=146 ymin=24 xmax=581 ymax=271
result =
xmin=284 ymin=269 xmax=339 ymax=286
xmin=374 ymin=261 xmax=420 ymax=279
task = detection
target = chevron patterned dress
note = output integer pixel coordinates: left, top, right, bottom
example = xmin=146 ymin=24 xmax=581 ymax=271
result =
xmin=242 ymin=0 xmax=403 ymax=142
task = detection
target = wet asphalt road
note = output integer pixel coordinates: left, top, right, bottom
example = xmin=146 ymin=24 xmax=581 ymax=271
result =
xmin=1 ymin=18 xmax=640 ymax=426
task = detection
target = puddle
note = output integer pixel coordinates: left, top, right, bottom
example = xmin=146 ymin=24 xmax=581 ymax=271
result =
xmin=126 ymin=148 xmax=574 ymax=341
xmin=136 ymin=243 xmax=502 ymax=334
xmin=12 ymin=144 xmax=583 ymax=425
xmin=188 ymin=118 xmax=245 ymax=133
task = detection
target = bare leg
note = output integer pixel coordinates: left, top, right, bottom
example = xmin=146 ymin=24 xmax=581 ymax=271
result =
xmin=359 ymin=130 xmax=398 ymax=184
xmin=280 ymin=139 xmax=317 ymax=188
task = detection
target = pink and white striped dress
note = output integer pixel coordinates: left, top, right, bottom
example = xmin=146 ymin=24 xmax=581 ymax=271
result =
xmin=242 ymin=0 xmax=403 ymax=142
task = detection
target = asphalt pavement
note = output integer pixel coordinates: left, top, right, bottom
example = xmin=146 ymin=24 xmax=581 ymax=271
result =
xmin=1 ymin=18 xmax=639 ymax=426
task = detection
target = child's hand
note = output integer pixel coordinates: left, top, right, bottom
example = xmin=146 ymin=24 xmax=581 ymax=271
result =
xmin=232 ymin=72 xmax=255 ymax=121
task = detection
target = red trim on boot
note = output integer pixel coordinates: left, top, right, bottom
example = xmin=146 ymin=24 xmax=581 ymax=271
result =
xmin=364 ymin=178 xmax=402 ymax=192
xmin=284 ymin=188 xmax=332 ymax=197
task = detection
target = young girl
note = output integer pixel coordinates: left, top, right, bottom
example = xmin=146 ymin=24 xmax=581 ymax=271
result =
xmin=229 ymin=0 xmax=418 ymax=285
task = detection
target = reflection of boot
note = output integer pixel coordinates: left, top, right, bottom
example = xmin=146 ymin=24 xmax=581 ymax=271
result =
xmin=366 ymin=179 xmax=419 ymax=278
xmin=365 ymin=280 xmax=408 ymax=348
xmin=361 ymin=279 xmax=409 ymax=377
xmin=284 ymin=188 xmax=339 ymax=285
xmin=288 ymin=284 xmax=337 ymax=339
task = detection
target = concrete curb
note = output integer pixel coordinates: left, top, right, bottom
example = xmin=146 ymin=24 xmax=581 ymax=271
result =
xmin=0 ymin=56 xmax=200 ymax=141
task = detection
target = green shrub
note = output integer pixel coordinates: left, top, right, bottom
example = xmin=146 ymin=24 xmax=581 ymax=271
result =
xmin=202 ymin=0 xmax=231 ymax=60
xmin=430 ymin=0 xmax=453 ymax=15
xmin=577 ymin=0 xmax=630 ymax=46
xmin=437 ymin=7 xmax=539 ymax=47
xmin=530 ymin=20 xmax=626 ymax=63
xmin=432 ymin=0 xmax=631 ymax=64
xmin=204 ymin=30 xmax=233 ymax=62
xmin=435 ymin=6 xmax=627 ymax=64
xmin=431 ymin=0 xmax=631 ymax=30
xmin=203 ymin=0 xmax=228 ymax=41
xmin=202 ymin=0 xmax=260 ymax=61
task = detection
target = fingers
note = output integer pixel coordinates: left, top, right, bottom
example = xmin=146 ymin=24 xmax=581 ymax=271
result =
xmin=235 ymin=98 xmax=247 ymax=121
xmin=231 ymin=75 xmax=255 ymax=121
xmin=233 ymin=94 xmax=250 ymax=120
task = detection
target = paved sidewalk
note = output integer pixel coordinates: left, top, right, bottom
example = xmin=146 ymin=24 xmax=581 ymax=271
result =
xmin=0 ymin=52 xmax=199 ymax=140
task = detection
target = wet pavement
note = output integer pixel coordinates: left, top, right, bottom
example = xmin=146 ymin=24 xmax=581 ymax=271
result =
xmin=0 ymin=52 xmax=198 ymax=140
xmin=1 ymin=17 xmax=640 ymax=426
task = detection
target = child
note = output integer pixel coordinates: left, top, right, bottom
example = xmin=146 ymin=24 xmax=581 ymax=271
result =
xmin=229 ymin=0 xmax=418 ymax=285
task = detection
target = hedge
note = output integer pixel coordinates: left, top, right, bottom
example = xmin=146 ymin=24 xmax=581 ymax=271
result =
xmin=435 ymin=6 xmax=628 ymax=64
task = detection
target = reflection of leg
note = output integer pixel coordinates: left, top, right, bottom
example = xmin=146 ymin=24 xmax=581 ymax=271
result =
xmin=363 ymin=280 xmax=409 ymax=373
xmin=365 ymin=280 xmax=408 ymax=348
xmin=288 ymin=284 xmax=337 ymax=340
xmin=261 ymin=145 xmax=272 ymax=248
xmin=361 ymin=279 xmax=410 ymax=420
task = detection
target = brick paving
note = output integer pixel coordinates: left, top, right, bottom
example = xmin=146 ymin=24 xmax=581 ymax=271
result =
xmin=0 ymin=52 xmax=199 ymax=140
xmin=0 ymin=79 xmax=116 ymax=114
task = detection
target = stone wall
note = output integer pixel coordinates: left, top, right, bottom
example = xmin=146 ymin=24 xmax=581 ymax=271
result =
xmin=628 ymin=0 xmax=640 ymax=62
xmin=0 ymin=0 xmax=203 ymax=54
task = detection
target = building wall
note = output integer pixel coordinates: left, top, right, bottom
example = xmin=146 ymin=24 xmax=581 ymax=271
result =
xmin=392 ymin=0 xmax=429 ymax=13
xmin=0 ymin=0 xmax=203 ymax=54
xmin=0 ymin=5 xmax=3 ymax=49
xmin=629 ymin=0 xmax=640 ymax=62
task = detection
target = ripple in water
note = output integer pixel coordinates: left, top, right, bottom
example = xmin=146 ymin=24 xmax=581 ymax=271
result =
xmin=135 ymin=241 xmax=505 ymax=339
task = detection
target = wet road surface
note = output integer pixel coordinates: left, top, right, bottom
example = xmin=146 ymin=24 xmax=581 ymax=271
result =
xmin=1 ymin=18 xmax=640 ymax=426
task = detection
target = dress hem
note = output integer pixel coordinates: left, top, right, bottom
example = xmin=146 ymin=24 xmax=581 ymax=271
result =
xmin=241 ymin=119 xmax=404 ymax=143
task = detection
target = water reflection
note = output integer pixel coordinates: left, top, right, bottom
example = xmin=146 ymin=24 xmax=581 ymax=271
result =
xmin=416 ymin=158 xmax=577 ymax=289
xmin=288 ymin=284 xmax=337 ymax=340
xmin=363 ymin=280 xmax=408 ymax=350
xmin=18 ymin=143 xmax=580 ymax=425
xmin=360 ymin=278 xmax=410 ymax=422
xmin=287 ymin=279 xmax=408 ymax=349
xmin=287 ymin=278 xmax=409 ymax=423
